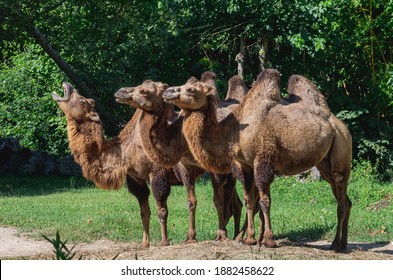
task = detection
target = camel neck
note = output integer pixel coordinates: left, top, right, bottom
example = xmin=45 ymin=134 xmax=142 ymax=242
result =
xmin=66 ymin=118 xmax=127 ymax=190
xmin=182 ymin=96 xmax=236 ymax=174
xmin=67 ymin=119 xmax=105 ymax=154
xmin=138 ymin=103 xmax=185 ymax=167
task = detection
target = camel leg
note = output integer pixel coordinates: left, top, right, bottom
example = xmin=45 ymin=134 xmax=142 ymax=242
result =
xmin=254 ymin=159 xmax=277 ymax=248
xmin=212 ymin=173 xmax=242 ymax=240
xmin=226 ymin=175 xmax=243 ymax=239
xmin=210 ymin=173 xmax=230 ymax=241
xmin=257 ymin=199 xmax=265 ymax=245
xmin=126 ymin=175 xmax=151 ymax=248
xmin=317 ymin=156 xmax=352 ymax=252
xmin=173 ymin=164 xmax=198 ymax=243
xmin=232 ymin=163 xmax=257 ymax=245
xmin=179 ymin=182 xmax=197 ymax=243
xmin=185 ymin=180 xmax=197 ymax=243
xmin=150 ymin=169 xmax=171 ymax=246
xmin=235 ymin=186 xmax=264 ymax=241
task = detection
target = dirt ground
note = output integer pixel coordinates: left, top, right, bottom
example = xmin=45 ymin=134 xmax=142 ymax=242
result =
xmin=1 ymin=227 xmax=392 ymax=260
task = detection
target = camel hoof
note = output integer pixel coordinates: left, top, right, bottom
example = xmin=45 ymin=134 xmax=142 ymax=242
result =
xmin=330 ymin=241 xmax=346 ymax=252
xmin=160 ymin=240 xmax=170 ymax=246
xmin=140 ymin=242 xmax=150 ymax=249
xmin=239 ymin=238 xmax=258 ymax=246
xmin=184 ymin=238 xmax=198 ymax=244
xmin=215 ymin=236 xmax=230 ymax=242
xmin=235 ymin=231 xmax=246 ymax=242
xmin=215 ymin=230 xmax=230 ymax=241
xmin=260 ymin=239 xmax=277 ymax=248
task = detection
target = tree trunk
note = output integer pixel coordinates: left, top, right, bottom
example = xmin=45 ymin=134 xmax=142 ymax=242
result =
xmin=26 ymin=24 xmax=115 ymax=130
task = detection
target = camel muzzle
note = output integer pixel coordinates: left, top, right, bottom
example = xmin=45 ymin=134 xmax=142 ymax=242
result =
xmin=163 ymin=87 xmax=180 ymax=101
xmin=114 ymin=88 xmax=133 ymax=104
xmin=52 ymin=82 xmax=72 ymax=102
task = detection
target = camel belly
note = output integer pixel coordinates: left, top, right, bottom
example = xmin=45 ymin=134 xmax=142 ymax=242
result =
xmin=273 ymin=120 xmax=334 ymax=175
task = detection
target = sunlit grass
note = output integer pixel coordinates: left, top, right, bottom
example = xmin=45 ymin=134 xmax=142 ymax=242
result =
xmin=0 ymin=169 xmax=391 ymax=245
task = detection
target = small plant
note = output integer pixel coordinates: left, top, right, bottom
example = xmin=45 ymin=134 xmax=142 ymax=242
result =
xmin=42 ymin=230 xmax=82 ymax=260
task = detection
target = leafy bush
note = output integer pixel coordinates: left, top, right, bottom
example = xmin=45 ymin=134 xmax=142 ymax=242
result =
xmin=0 ymin=44 xmax=68 ymax=155
xmin=337 ymin=108 xmax=393 ymax=182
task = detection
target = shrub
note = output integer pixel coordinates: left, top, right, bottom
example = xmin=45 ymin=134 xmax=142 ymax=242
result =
xmin=0 ymin=44 xmax=68 ymax=155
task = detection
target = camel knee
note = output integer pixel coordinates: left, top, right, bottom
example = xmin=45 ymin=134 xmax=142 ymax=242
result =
xmin=152 ymin=184 xmax=171 ymax=201
xmin=157 ymin=208 xmax=168 ymax=224
xmin=347 ymin=196 xmax=352 ymax=208
xmin=187 ymin=199 xmax=197 ymax=212
xmin=243 ymin=196 xmax=254 ymax=210
xmin=140 ymin=207 xmax=151 ymax=219
xmin=332 ymin=172 xmax=345 ymax=183
xmin=255 ymin=162 xmax=275 ymax=186
xmin=213 ymin=199 xmax=224 ymax=211
xmin=259 ymin=198 xmax=270 ymax=212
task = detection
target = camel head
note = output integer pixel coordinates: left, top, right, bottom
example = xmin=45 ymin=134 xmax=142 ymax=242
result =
xmin=52 ymin=82 xmax=100 ymax=122
xmin=114 ymin=80 xmax=169 ymax=112
xmin=163 ymin=77 xmax=215 ymax=111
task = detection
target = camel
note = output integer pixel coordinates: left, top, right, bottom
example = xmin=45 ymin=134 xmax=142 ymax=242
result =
xmin=52 ymin=82 xmax=206 ymax=248
xmin=162 ymin=69 xmax=352 ymax=251
xmin=114 ymin=72 xmax=246 ymax=240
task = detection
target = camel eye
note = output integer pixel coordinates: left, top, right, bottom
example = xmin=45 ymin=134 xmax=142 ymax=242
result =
xmin=188 ymin=87 xmax=196 ymax=94
xmin=140 ymin=89 xmax=150 ymax=95
xmin=79 ymin=98 xmax=86 ymax=104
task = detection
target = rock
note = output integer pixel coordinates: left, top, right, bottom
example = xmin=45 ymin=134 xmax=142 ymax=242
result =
xmin=8 ymin=151 xmax=58 ymax=176
xmin=0 ymin=137 xmax=82 ymax=177
xmin=58 ymin=154 xmax=82 ymax=176
xmin=0 ymin=137 xmax=21 ymax=172
xmin=296 ymin=166 xmax=321 ymax=182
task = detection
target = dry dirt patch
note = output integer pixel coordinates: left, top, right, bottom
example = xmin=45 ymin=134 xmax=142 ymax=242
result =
xmin=1 ymin=227 xmax=392 ymax=260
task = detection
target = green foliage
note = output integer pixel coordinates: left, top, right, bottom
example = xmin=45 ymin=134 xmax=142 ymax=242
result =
xmin=0 ymin=0 xmax=392 ymax=179
xmin=337 ymin=109 xmax=393 ymax=181
xmin=42 ymin=230 xmax=82 ymax=260
xmin=0 ymin=44 xmax=68 ymax=155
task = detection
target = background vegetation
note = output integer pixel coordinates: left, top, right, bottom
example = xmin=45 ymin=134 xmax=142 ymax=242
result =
xmin=1 ymin=0 xmax=392 ymax=180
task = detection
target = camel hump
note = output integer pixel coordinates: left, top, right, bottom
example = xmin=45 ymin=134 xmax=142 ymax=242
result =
xmin=186 ymin=76 xmax=199 ymax=84
xmin=256 ymin=68 xmax=281 ymax=83
xmin=287 ymin=75 xmax=302 ymax=94
xmin=287 ymin=74 xmax=332 ymax=118
xmin=201 ymin=71 xmax=220 ymax=99
xmin=201 ymin=71 xmax=217 ymax=84
xmin=225 ymin=75 xmax=249 ymax=103
xmin=250 ymin=68 xmax=281 ymax=102
xmin=287 ymin=74 xmax=322 ymax=100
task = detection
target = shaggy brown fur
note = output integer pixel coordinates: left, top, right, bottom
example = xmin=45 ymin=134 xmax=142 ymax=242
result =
xmin=163 ymin=69 xmax=352 ymax=252
xmin=115 ymin=74 xmax=244 ymax=241
xmin=287 ymin=74 xmax=331 ymax=119
xmin=53 ymin=82 xmax=188 ymax=248
xmin=225 ymin=75 xmax=249 ymax=103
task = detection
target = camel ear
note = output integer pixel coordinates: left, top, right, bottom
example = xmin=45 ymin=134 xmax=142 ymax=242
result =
xmin=203 ymin=85 xmax=214 ymax=95
xmin=88 ymin=112 xmax=100 ymax=122
xmin=158 ymin=83 xmax=169 ymax=93
xmin=87 ymin=99 xmax=95 ymax=107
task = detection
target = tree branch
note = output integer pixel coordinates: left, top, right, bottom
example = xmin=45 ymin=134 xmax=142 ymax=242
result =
xmin=25 ymin=23 xmax=115 ymax=130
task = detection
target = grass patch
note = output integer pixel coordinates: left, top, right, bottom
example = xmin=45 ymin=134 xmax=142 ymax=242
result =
xmin=0 ymin=169 xmax=392 ymax=245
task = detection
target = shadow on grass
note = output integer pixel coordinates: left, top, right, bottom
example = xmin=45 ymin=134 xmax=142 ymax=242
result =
xmin=275 ymin=224 xmax=332 ymax=243
xmin=275 ymin=224 xmax=393 ymax=255
xmin=288 ymin=240 xmax=393 ymax=255
xmin=0 ymin=175 xmax=93 ymax=197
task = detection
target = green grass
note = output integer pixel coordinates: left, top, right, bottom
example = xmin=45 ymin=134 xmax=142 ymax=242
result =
xmin=0 ymin=166 xmax=392 ymax=245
